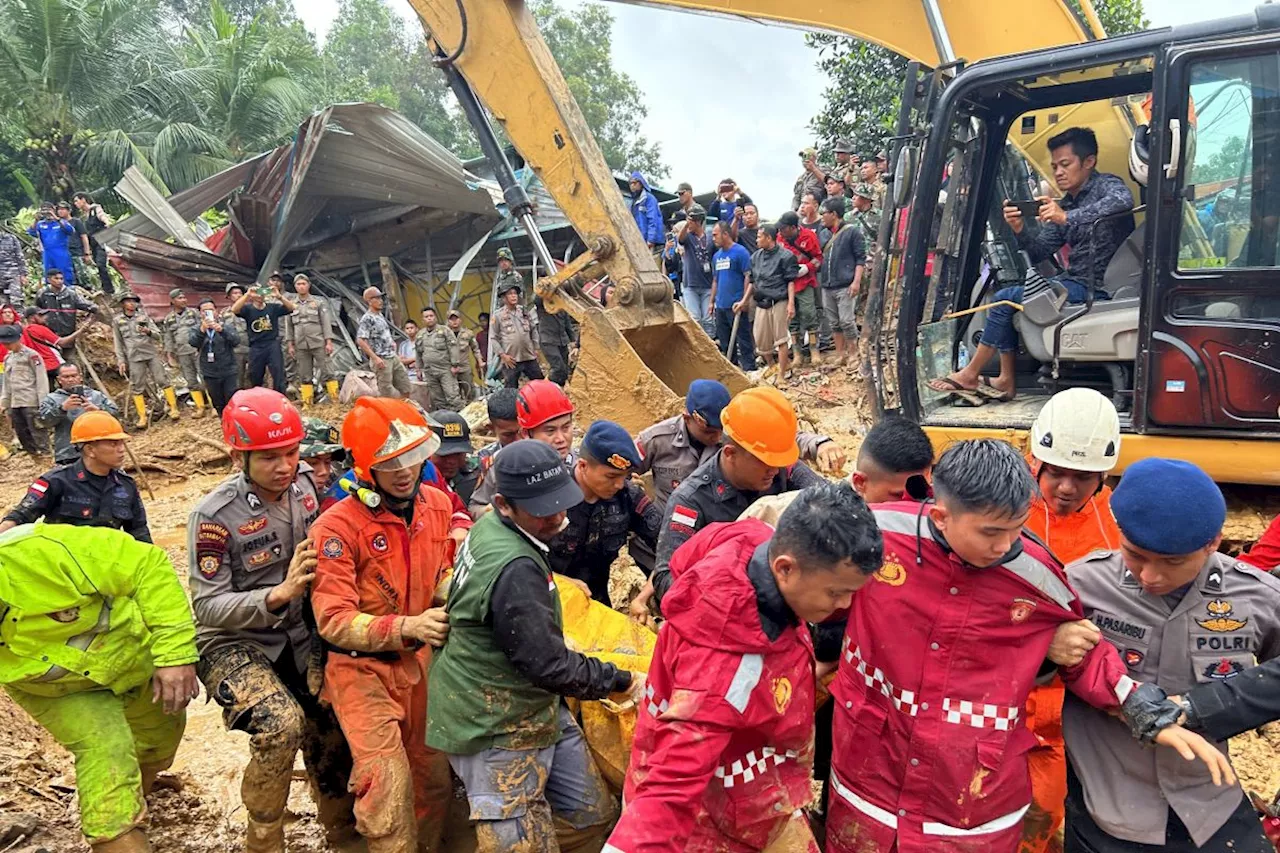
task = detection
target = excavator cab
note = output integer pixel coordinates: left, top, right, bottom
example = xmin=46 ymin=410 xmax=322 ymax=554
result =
xmin=870 ymin=7 xmax=1280 ymax=484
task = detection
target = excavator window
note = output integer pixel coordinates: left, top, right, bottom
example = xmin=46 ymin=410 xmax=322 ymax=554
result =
xmin=1173 ymin=50 xmax=1280 ymax=321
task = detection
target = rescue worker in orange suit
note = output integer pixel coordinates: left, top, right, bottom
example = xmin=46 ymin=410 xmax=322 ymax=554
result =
xmin=824 ymin=439 xmax=1234 ymax=853
xmin=1019 ymin=388 xmax=1123 ymax=853
xmin=309 ymin=397 xmax=456 ymax=853
xmin=190 ymin=389 xmax=357 ymax=853
xmin=607 ymin=482 xmax=884 ymax=853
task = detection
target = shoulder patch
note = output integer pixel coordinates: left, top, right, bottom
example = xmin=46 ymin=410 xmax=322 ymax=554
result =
xmin=670 ymin=505 xmax=698 ymax=530
xmin=198 ymin=554 xmax=221 ymax=578
xmin=197 ymin=521 xmax=230 ymax=548
xmin=27 ymin=478 xmax=49 ymax=498
xmin=321 ymin=536 xmax=344 ymax=558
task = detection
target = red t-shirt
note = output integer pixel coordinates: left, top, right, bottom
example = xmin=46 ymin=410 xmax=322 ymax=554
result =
xmin=22 ymin=324 xmax=61 ymax=371
xmin=779 ymin=227 xmax=824 ymax=292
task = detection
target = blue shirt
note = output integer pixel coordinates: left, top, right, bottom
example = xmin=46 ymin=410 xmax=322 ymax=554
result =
xmin=712 ymin=243 xmax=751 ymax=309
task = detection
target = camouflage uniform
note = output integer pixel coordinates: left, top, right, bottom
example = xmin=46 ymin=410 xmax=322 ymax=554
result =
xmin=189 ymin=466 xmax=356 ymax=850
xmin=286 ymin=294 xmax=334 ymax=387
xmin=113 ymin=304 xmax=167 ymax=394
xmin=0 ymin=231 xmax=26 ymax=307
xmin=161 ymin=304 xmax=203 ymax=393
xmin=414 ymin=323 xmax=464 ymax=411
xmin=451 ymin=320 xmax=484 ymax=402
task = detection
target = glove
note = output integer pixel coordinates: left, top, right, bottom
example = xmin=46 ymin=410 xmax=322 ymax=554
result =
xmin=1121 ymin=681 xmax=1184 ymax=744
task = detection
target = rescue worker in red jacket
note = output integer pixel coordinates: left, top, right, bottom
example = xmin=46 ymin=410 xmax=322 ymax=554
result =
xmin=825 ymin=439 xmax=1234 ymax=853
xmin=1019 ymin=388 xmax=1123 ymax=853
xmin=607 ymin=482 xmax=884 ymax=852
xmin=309 ymin=397 xmax=456 ymax=853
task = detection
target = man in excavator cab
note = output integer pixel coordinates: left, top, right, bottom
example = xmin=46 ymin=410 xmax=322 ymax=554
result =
xmin=930 ymin=127 xmax=1135 ymax=401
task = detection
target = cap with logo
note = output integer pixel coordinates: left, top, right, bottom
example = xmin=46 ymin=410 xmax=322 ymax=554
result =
xmin=429 ymin=409 xmax=473 ymax=455
xmin=299 ymin=417 xmax=346 ymax=461
xmin=581 ymin=420 xmax=640 ymax=471
xmin=685 ymin=379 xmax=730 ymax=429
xmin=494 ymin=439 xmax=583 ymax=517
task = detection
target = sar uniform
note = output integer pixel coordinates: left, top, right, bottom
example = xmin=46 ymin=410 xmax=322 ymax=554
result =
xmin=7 ymin=461 xmax=150 ymax=541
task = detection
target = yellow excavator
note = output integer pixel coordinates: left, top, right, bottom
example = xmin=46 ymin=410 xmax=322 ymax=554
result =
xmin=407 ymin=0 xmax=1280 ymax=492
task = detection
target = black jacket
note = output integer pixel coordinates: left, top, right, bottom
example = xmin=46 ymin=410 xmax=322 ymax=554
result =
xmin=5 ymin=461 xmax=150 ymax=542
xmin=821 ymin=223 xmax=867 ymax=289
xmin=652 ymin=450 xmax=824 ymax=610
xmin=549 ymin=480 xmax=662 ymax=603
xmin=488 ymin=516 xmax=632 ymax=698
xmin=750 ymin=245 xmax=800 ymax=303
xmin=189 ymin=325 xmax=241 ymax=378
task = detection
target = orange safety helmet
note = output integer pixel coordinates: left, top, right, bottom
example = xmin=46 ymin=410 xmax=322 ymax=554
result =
xmin=721 ymin=386 xmax=799 ymax=468
xmin=222 ymin=388 xmax=304 ymax=452
xmin=343 ymin=396 xmax=441 ymax=482
xmin=71 ymin=411 xmax=129 ymax=444
xmin=516 ymin=379 xmax=574 ymax=430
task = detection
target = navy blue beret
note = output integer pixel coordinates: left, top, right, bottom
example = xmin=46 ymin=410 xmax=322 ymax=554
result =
xmin=582 ymin=420 xmax=641 ymax=470
xmin=685 ymin=379 xmax=731 ymax=428
xmin=1111 ymin=458 xmax=1225 ymax=554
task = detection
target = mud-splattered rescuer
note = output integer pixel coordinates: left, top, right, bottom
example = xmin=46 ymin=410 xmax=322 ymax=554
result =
xmin=308 ymin=397 xmax=456 ymax=852
xmin=188 ymin=388 xmax=357 ymax=853
xmin=427 ymin=439 xmax=646 ymax=852
xmin=607 ymin=482 xmax=884 ymax=852
xmin=0 ymin=525 xmax=200 ymax=853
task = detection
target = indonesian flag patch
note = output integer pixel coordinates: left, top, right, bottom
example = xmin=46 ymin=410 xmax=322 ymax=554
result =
xmin=27 ymin=479 xmax=48 ymax=498
xmin=671 ymin=505 xmax=698 ymax=529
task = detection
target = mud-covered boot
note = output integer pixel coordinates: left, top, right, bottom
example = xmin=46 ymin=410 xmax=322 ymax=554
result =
xmin=162 ymin=387 xmax=181 ymax=421
xmin=132 ymin=395 xmax=150 ymax=430
xmin=245 ymin=816 xmax=286 ymax=853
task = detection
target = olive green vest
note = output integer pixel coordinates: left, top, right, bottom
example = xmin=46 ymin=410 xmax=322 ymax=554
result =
xmin=426 ymin=512 xmax=563 ymax=755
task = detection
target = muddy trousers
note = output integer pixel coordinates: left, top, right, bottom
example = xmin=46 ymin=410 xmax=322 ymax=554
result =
xmin=198 ymin=643 xmax=357 ymax=850
xmin=421 ymin=365 xmax=464 ymax=411
xmin=9 ymin=406 xmax=47 ymax=454
xmin=173 ymin=350 xmax=202 ymax=393
xmin=295 ymin=344 xmax=331 ymax=386
xmin=325 ymin=651 xmax=452 ymax=852
xmin=448 ymin=703 xmax=617 ymax=853
xmin=127 ymin=355 xmax=168 ymax=395
xmin=1020 ymin=681 xmax=1066 ymax=853
xmin=5 ymin=679 xmax=184 ymax=846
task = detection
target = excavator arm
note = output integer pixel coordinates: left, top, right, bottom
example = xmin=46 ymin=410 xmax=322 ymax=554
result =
xmin=405 ymin=0 xmax=1115 ymax=431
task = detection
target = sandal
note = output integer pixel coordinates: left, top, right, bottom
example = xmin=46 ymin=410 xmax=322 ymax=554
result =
xmin=927 ymin=376 xmax=971 ymax=394
xmin=975 ymin=376 xmax=1016 ymax=403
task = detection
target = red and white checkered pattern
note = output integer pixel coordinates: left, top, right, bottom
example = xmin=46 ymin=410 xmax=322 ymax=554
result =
xmin=644 ymin=683 xmax=669 ymax=718
xmin=845 ymin=643 xmax=919 ymax=717
xmin=713 ymin=747 xmax=800 ymax=788
xmin=942 ymin=698 xmax=1020 ymax=731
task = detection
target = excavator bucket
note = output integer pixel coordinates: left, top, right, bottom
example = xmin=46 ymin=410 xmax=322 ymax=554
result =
xmin=562 ymin=290 xmax=750 ymax=433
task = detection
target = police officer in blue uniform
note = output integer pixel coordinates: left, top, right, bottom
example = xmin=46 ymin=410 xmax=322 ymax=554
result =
xmin=548 ymin=420 xmax=662 ymax=603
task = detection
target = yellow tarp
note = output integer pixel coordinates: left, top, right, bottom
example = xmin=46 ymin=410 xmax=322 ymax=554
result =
xmin=556 ymin=577 xmax=657 ymax=791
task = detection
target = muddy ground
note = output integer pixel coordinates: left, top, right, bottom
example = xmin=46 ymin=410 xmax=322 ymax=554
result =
xmin=0 ymin=364 xmax=1277 ymax=851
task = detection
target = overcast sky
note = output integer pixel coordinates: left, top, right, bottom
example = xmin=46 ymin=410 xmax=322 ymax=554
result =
xmin=295 ymin=0 xmax=1261 ymax=215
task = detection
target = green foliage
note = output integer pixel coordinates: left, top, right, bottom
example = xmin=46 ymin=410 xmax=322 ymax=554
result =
xmin=530 ymin=1 xmax=667 ymax=179
xmin=1194 ymin=135 xmax=1248 ymax=184
xmin=805 ymin=0 xmax=1148 ymax=158
xmin=319 ymin=0 xmax=471 ymax=154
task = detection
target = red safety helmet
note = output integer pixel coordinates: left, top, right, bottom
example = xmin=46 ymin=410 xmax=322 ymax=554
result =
xmin=222 ymin=388 xmax=304 ymax=452
xmin=516 ymin=380 xmax=574 ymax=430
xmin=343 ymin=396 xmax=441 ymax=482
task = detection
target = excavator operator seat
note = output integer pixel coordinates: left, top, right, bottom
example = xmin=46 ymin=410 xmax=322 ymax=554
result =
xmin=1101 ymin=221 xmax=1145 ymax=300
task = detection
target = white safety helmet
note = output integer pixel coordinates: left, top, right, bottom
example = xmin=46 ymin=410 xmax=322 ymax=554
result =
xmin=1128 ymin=125 xmax=1151 ymax=187
xmin=1030 ymin=388 xmax=1121 ymax=473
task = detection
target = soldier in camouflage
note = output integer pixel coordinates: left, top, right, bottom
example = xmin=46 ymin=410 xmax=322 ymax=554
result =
xmin=223 ymin=284 xmax=251 ymax=389
xmin=161 ymin=289 xmax=208 ymax=418
xmin=415 ymin=307 xmax=465 ymax=411
xmin=850 ymin=184 xmax=883 ymax=245
xmin=792 ymin=146 xmax=828 ymax=210
xmin=285 ymin=274 xmax=336 ymax=408
xmin=113 ymin=292 xmax=179 ymax=427
xmin=832 ymin=139 xmax=860 ymax=189
xmin=0 ymin=229 xmax=27 ymax=308
xmin=447 ymin=308 xmax=484 ymax=403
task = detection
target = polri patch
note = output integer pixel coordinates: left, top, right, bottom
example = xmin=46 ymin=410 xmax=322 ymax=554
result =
xmin=322 ymin=537 xmax=344 ymax=558
xmin=1197 ymin=599 xmax=1248 ymax=633
xmin=199 ymin=554 xmax=221 ymax=578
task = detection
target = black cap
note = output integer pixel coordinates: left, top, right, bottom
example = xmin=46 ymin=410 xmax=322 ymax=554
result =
xmin=777 ymin=210 xmax=800 ymax=228
xmin=0 ymin=324 xmax=21 ymax=343
xmin=23 ymin=305 xmax=47 ymax=318
xmin=494 ymin=439 xmax=583 ymax=517
xmin=430 ymin=410 xmax=473 ymax=455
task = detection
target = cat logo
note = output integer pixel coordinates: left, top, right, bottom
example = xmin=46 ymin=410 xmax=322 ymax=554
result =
xmin=1197 ymin=599 xmax=1248 ymax=633
xmin=772 ymin=677 xmax=793 ymax=715
xmin=874 ymin=556 xmax=907 ymax=587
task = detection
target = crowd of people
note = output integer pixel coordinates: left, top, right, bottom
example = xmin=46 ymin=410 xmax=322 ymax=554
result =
xmin=629 ymin=139 xmax=886 ymax=380
xmin=3 ymin=366 xmax=1280 ymax=853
